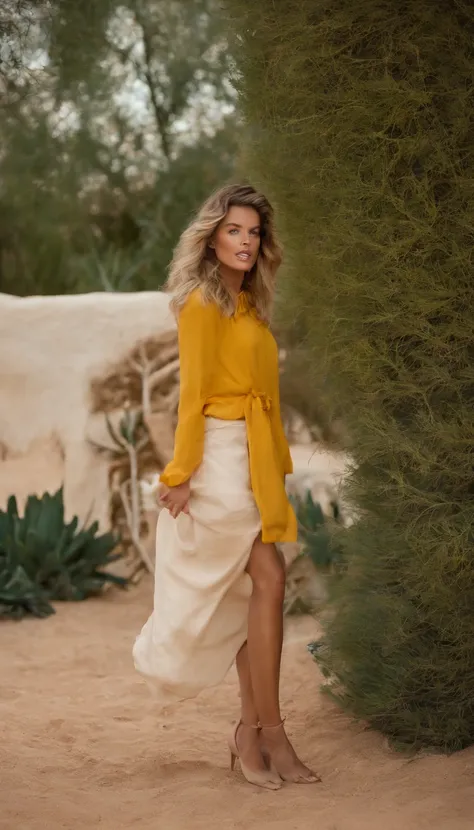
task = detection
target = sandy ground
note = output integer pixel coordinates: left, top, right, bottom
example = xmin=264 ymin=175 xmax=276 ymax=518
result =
xmin=2 ymin=580 xmax=474 ymax=830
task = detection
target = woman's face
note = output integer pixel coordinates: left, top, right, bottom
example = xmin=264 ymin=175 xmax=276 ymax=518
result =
xmin=211 ymin=205 xmax=261 ymax=274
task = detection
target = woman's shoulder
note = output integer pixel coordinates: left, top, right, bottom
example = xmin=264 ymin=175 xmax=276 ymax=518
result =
xmin=183 ymin=286 xmax=207 ymax=309
xmin=179 ymin=287 xmax=220 ymax=323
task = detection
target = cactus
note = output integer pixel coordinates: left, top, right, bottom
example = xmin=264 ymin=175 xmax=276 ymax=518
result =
xmin=90 ymin=405 xmax=155 ymax=575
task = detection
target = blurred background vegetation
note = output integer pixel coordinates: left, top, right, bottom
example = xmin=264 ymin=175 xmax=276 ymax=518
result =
xmin=0 ymin=0 xmax=239 ymax=296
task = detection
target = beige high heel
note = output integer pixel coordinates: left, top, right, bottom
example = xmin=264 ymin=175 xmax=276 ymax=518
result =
xmin=259 ymin=719 xmax=321 ymax=784
xmin=228 ymin=721 xmax=282 ymax=790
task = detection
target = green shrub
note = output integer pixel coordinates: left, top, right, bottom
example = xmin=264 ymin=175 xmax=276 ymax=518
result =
xmin=225 ymin=0 xmax=474 ymax=750
xmin=0 ymin=489 xmax=126 ymax=620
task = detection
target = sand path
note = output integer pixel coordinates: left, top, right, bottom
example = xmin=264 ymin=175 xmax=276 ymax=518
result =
xmin=2 ymin=579 xmax=473 ymax=830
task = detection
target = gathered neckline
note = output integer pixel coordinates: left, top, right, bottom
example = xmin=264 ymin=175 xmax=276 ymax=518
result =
xmin=234 ymin=291 xmax=250 ymax=316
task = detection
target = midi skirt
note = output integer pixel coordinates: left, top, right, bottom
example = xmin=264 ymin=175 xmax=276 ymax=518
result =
xmin=132 ymin=418 xmax=262 ymax=704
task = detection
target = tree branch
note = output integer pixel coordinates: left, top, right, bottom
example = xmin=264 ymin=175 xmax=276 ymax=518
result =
xmin=134 ymin=9 xmax=172 ymax=162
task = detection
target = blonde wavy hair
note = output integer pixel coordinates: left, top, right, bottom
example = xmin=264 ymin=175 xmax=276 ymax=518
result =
xmin=165 ymin=184 xmax=282 ymax=324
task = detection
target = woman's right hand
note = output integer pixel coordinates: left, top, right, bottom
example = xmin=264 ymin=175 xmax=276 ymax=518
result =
xmin=158 ymin=481 xmax=191 ymax=519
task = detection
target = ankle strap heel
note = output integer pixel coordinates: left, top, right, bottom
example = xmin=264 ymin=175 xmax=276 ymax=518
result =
xmin=259 ymin=717 xmax=286 ymax=729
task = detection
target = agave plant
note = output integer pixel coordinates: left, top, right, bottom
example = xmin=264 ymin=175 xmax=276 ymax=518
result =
xmin=0 ymin=488 xmax=127 ymax=620
xmin=0 ymin=551 xmax=54 ymax=619
xmin=291 ymin=490 xmax=345 ymax=571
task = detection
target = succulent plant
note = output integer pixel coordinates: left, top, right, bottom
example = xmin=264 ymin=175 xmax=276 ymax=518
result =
xmin=0 ymin=488 xmax=127 ymax=620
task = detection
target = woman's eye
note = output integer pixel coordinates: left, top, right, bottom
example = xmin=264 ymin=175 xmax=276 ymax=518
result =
xmin=227 ymin=227 xmax=260 ymax=237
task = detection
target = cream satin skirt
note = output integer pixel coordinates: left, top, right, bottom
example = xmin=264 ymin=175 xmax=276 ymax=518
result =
xmin=132 ymin=418 xmax=262 ymax=704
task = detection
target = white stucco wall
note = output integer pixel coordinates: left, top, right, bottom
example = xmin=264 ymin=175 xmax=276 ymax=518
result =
xmin=0 ymin=291 xmax=176 ymax=527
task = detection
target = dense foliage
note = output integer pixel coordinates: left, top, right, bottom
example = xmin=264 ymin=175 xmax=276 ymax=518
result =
xmin=225 ymin=0 xmax=474 ymax=750
xmin=0 ymin=488 xmax=125 ymax=619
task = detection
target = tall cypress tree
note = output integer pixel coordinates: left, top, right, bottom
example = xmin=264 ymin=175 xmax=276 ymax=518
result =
xmin=225 ymin=0 xmax=474 ymax=749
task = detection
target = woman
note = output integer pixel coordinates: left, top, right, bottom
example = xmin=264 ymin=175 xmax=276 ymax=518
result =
xmin=133 ymin=184 xmax=319 ymax=789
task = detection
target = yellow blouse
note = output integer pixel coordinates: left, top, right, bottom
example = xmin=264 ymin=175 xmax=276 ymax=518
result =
xmin=160 ymin=288 xmax=297 ymax=544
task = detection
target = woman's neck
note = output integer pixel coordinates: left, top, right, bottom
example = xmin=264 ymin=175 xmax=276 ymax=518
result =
xmin=219 ymin=266 xmax=245 ymax=301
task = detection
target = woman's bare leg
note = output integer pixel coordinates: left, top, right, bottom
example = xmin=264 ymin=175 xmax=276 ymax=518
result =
xmin=236 ymin=642 xmax=258 ymax=724
xmin=245 ymin=535 xmax=320 ymax=783
xmin=245 ymin=538 xmax=285 ymax=724
xmin=233 ymin=643 xmax=269 ymax=773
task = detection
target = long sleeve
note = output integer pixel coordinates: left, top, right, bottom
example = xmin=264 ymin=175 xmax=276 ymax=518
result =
xmin=160 ymin=290 xmax=220 ymax=487
xmin=269 ymin=364 xmax=293 ymax=477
